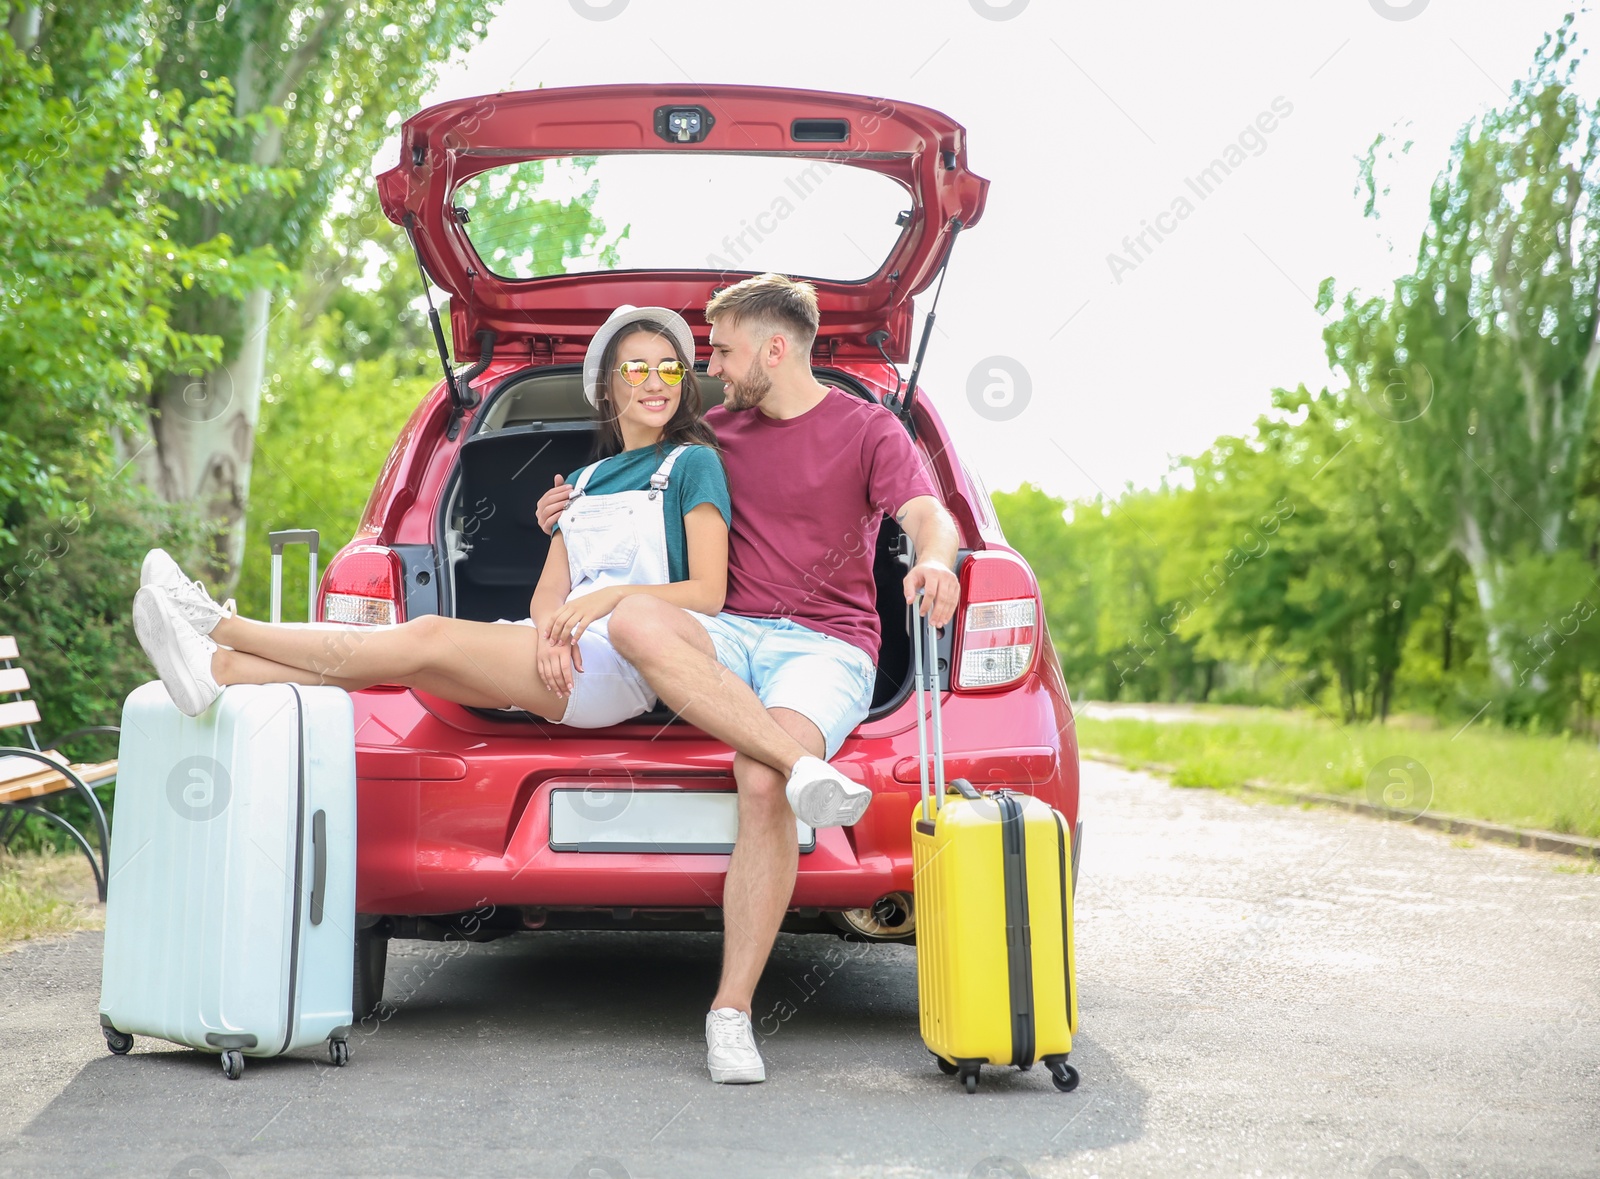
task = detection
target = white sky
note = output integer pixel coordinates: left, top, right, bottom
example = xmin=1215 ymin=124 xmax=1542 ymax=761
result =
xmin=387 ymin=0 xmax=1597 ymax=503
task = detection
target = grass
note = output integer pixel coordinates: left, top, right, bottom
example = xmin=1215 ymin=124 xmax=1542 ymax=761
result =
xmin=1074 ymin=709 xmax=1600 ymax=840
xmin=0 ymin=848 xmax=103 ymax=948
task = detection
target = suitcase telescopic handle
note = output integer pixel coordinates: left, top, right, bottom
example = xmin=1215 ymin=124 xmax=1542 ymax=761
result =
xmin=913 ymin=590 xmax=982 ymax=823
xmin=268 ymin=529 xmax=320 ymax=624
xmin=912 ymin=590 xmax=945 ymax=823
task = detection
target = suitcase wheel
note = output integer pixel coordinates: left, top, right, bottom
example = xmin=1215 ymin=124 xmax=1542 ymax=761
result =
xmin=1047 ymin=1059 xmax=1080 ymax=1093
xmin=328 ymin=1038 xmax=350 ymax=1068
xmin=220 ymin=1050 xmax=244 ymax=1080
xmin=959 ymin=1064 xmax=980 ymax=1094
xmin=932 ymin=1051 xmax=958 ymax=1077
xmin=102 ymin=1028 xmax=133 ymax=1055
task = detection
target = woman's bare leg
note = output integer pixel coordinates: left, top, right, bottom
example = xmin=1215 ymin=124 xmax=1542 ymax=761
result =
xmin=213 ymin=647 xmax=524 ymax=710
xmin=209 ymin=613 xmax=568 ymax=719
xmin=213 ymin=648 xmax=371 ymax=693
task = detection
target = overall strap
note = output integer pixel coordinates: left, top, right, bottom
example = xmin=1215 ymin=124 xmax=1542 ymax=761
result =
xmin=570 ymin=461 xmax=603 ymax=496
xmin=649 ymin=444 xmax=690 ymax=491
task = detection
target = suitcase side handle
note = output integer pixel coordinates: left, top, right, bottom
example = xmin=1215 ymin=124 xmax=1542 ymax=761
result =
xmin=268 ymin=528 xmax=320 ymax=624
xmin=310 ymin=808 xmax=327 ymax=926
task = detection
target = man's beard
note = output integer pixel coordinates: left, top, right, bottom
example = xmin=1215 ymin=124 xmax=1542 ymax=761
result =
xmin=723 ymin=356 xmax=772 ymax=411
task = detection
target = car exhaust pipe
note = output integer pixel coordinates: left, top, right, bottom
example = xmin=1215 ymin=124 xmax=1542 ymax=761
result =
xmin=832 ymin=891 xmax=916 ymax=941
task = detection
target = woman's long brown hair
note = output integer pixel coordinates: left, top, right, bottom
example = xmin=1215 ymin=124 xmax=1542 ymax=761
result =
xmin=590 ymin=320 xmax=722 ymax=463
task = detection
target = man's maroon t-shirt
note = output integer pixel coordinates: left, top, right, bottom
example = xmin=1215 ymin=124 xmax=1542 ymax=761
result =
xmin=704 ymin=387 xmax=937 ymax=661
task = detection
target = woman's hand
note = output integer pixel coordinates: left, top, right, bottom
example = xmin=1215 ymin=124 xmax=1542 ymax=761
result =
xmin=536 ymin=475 xmax=575 ymax=536
xmin=535 ymin=626 xmax=577 ymax=697
xmin=545 ymin=587 xmax=622 ymax=650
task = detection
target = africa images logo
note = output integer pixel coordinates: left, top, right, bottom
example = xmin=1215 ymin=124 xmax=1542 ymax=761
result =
xmin=967 ymin=356 xmax=1032 ymax=422
xmin=166 ymin=755 xmax=232 ymax=822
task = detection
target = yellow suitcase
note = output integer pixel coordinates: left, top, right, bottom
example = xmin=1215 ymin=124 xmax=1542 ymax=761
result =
xmin=909 ymin=602 xmax=1079 ymax=1094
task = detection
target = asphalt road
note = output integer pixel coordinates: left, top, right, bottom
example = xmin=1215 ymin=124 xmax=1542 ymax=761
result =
xmin=2 ymin=760 xmax=1597 ymax=1179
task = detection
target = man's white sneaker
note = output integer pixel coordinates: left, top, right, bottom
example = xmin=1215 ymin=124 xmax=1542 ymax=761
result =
xmin=785 ymin=755 xmax=872 ymax=829
xmin=139 ymin=548 xmax=233 ymax=636
xmin=133 ymin=585 xmax=222 ymax=717
xmin=705 ymin=1008 xmax=765 ymax=1084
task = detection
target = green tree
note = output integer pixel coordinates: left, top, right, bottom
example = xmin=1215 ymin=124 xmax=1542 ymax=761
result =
xmin=999 ymin=382 xmax=1449 ymax=720
xmin=232 ymin=234 xmax=435 ymax=622
xmin=992 ymin=485 xmax=1102 ymax=696
xmin=0 ymin=497 xmax=207 ymax=852
xmin=1091 ymin=488 xmax=1214 ymax=703
xmin=0 ymin=17 xmax=295 ymax=849
xmin=0 ymin=25 xmax=286 ymax=560
xmin=995 ymin=483 xmax=1215 ymax=703
xmin=1322 ymin=15 xmax=1600 ymax=689
xmin=453 ymin=157 xmax=627 ymax=279
xmin=13 ymin=0 xmax=492 ymax=590
xmin=230 ymin=149 xmax=620 ymax=611
xmin=1494 ymin=550 xmax=1600 ymax=728
xmin=1172 ymin=386 xmax=1440 ymax=722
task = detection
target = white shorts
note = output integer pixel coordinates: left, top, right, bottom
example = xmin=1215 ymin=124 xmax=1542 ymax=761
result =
xmin=491 ymin=617 xmax=657 ymax=728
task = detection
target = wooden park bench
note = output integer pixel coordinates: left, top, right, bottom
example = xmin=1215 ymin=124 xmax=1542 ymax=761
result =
xmin=0 ymin=635 xmax=115 ymax=900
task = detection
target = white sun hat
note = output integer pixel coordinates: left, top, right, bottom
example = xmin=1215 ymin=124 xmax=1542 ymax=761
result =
xmin=582 ymin=305 xmax=697 ymax=408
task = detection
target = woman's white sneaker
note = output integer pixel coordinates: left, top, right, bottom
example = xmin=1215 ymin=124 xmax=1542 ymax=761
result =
xmin=139 ymin=547 xmax=184 ymax=590
xmin=705 ymin=1008 xmax=765 ymax=1084
xmin=139 ymin=548 xmax=233 ymax=636
xmin=133 ymin=585 xmax=222 ymax=717
xmin=785 ymin=755 xmax=872 ymax=829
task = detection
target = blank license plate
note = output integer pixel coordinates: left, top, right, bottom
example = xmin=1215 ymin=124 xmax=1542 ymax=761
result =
xmin=548 ymin=788 xmax=816 ymax=854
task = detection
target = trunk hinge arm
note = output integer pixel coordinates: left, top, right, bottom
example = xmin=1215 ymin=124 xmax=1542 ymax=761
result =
xmin=401 ymin=212 xmax=479 ymax=419
xmin=886 ymin=216 xmax=963 ymax=431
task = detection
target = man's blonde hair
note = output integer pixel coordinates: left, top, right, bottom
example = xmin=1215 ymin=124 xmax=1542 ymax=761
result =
xmin=705 ymin=273 xmax=820 ymax=356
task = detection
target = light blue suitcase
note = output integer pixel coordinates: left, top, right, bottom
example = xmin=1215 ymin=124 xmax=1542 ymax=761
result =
xmin=98 ymin=679 xmax=357 ymax=1079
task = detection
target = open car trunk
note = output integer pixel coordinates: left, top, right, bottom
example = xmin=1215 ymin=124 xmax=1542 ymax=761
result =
xmin=378 ymin=84 xmax=987 ymax=364
xmin=441 ymin=368 xmax=920 ymax=720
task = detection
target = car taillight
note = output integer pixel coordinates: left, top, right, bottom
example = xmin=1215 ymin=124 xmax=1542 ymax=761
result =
xmin=953 ymin=551 xmax=1039 ymax=691
xmin=318 ymin=545 xmax=405 ymax=626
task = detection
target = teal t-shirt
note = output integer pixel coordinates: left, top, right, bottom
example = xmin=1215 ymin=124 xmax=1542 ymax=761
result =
xmin=554 ymin=443 xmax=731 ymax=583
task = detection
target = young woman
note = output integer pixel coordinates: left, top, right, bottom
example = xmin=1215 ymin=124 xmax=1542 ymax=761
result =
xmin=131 ymin=305 xmax=731 ymax=726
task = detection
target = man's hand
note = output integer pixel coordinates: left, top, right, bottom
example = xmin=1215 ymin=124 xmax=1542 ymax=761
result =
xmin=535 ymin=474 xmax=575 ymax=536
xmin=905 ymin=559 xmax=960 ymax=628
xmin=897 ymin=495 xmax=961 ymax=628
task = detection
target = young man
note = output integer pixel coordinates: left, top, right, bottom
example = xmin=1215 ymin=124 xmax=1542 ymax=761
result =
xmin=535 ymin=273 xmax=960 ymax=1084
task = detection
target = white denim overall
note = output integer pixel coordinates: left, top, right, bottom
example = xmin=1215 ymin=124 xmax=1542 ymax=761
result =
xmin=561 ymin=444 xmax=686 ymax=604
xmin=522 ymin=444 xmax=688 ymax=727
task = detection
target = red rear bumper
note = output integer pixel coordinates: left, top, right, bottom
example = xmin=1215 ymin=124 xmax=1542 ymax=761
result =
xmin=351 ymin=684 xmax=1074 ymax=915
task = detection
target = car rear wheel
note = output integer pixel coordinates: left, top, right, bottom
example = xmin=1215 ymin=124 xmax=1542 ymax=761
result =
xmin=354 ymin=922 xmax=389 ymax=1021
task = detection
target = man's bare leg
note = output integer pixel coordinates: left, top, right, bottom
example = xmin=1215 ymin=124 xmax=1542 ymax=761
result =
xmin=711 ymin=708 xmax=822 ymax=1015
xmin=605 ymin=596 xmax=815 ymax=775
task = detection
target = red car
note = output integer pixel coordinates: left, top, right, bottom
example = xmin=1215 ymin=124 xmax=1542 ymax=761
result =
xmin=322 ymin=84 xmax=1080 ymax=1015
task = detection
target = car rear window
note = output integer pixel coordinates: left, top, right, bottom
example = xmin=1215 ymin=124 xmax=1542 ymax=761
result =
xmin=453 ymin=154 xmax=910 ymax=284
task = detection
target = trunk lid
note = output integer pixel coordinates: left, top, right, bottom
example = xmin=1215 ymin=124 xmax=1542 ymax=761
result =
xmin=376 ymin=84 xmax=987 ymax=363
